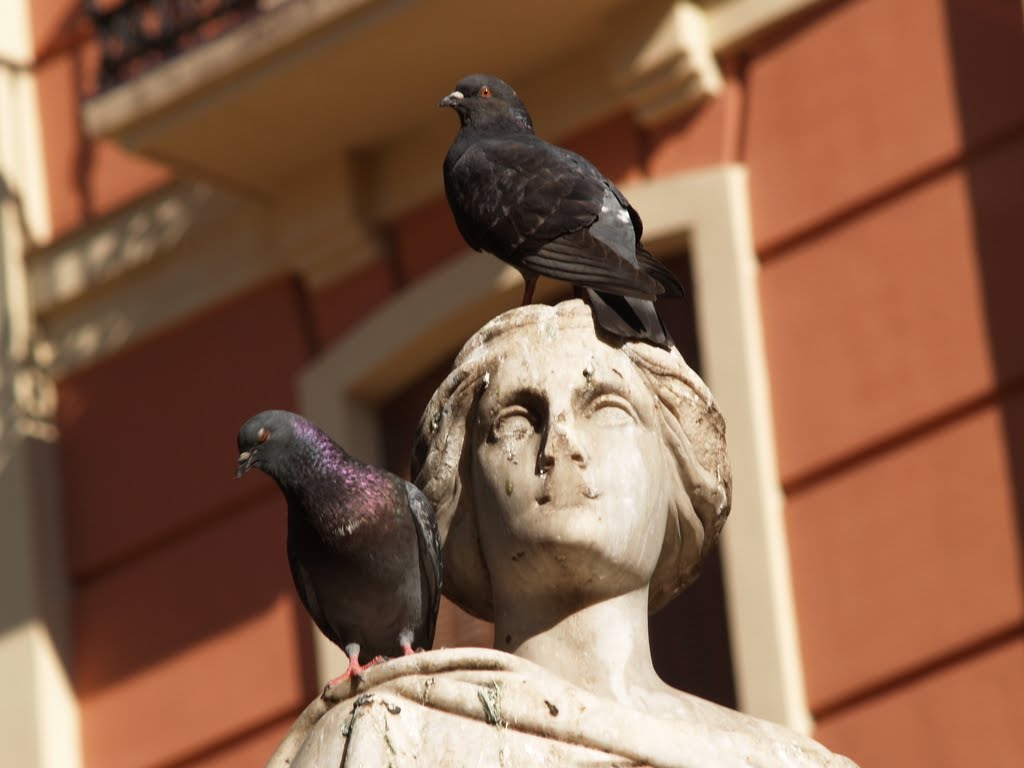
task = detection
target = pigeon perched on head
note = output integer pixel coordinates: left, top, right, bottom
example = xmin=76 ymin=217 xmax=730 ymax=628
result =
xmin=440 ymin=73 xmax=683 ymax=348
xmin=236 ymin=409 xmax=441 ymax=683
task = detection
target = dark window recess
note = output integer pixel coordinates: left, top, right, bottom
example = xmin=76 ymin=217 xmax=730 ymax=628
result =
xmin=379 ymin=354 xmax=458 ymax=481
xmin=377 ymin=251 xmax=736 ymax=708
xmin=648 ymin=251 xmax=737 ymax=710
xmin=650 ymin=545 xmax=737 ymax=708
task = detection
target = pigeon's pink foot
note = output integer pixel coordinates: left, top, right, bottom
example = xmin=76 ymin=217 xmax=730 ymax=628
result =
xmin=325 ymin=648 xmax=384 ymax=688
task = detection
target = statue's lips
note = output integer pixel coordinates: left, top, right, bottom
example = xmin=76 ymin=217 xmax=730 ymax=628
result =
xmin=535 ymin=481 xmax=601 ymax=507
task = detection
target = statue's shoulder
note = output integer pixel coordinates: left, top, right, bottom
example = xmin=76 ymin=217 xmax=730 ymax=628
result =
xmin=657 ymin=688 xmax=860 ymax=768
xmin=269 ymin=648 xmax=858 ymax=768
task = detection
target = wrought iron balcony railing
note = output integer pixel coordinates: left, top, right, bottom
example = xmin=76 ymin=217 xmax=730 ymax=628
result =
xmin=84 ymin=0 xmax=261 ymax=91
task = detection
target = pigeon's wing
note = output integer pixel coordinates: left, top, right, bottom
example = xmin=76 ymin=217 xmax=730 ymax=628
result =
xmin=608 ymin=180 xmax=644 ymax=241
xmin=446 ymin=136 xmax=599 ymax=253
xmin=404 ymin=479 xmax=442 ymax=648
xmin=523 ymin=215 xmax=661 ymax=297
xmin=557 ymin=152 xmax=684 ymax=298
xmin=447 ymin=136 xmax=661 ymax=297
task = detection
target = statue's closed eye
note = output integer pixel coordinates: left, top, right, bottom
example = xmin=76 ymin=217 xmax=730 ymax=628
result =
xmin=490 ymin=405 xmax=539 ymax=443
xmin=587 ymin=394 xmax=639 ymax=427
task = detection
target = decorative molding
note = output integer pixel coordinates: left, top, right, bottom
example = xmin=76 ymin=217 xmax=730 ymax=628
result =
xmin=30 ymin=184 xmax=280 ymax=378
xmin=28 ymin=183 xmax=232 ymax=314
xmin=606 ymin=1 xmax=724 ymax=127
xmin=27 ymin=171 xmax=385 ymax=377
xmin=299 ymin=165 xmax=813 ymax=733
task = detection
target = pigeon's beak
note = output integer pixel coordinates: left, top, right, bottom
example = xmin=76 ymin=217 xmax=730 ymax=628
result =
xmin=438 ymin=90 xmax=464 ymax=109
xmin=235 ymin=450 xmax=255 ymax=479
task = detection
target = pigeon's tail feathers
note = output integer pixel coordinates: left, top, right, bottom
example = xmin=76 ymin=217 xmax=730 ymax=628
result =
xmin=405 ymin=480 xmax=442 ymax=650
xmin=586 ymin=289 xmax=674 ymax=349
xmin=637 ymin=247 xmax=685 ymax=298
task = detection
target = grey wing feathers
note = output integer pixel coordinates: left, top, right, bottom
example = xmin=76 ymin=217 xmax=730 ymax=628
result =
xmin=520 ymin=230 xmax=663 ymax=298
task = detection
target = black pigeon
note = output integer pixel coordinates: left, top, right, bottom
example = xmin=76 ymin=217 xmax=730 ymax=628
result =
xmin=236 ymin=410 xmax=441 ymax=683
xmin=440 ymin=73 xmax=683 ymax=348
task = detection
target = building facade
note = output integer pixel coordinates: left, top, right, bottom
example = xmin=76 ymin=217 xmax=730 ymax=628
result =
xmin=2 ymin=0 xmax=1022 ymax=766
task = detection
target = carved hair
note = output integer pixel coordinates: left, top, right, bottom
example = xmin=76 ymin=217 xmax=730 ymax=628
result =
xmin=412 ymin=300 xmax=731 ymax=620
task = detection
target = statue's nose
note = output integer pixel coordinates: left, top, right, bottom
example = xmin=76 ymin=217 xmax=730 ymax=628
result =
xmin=536 ymin=414 xmax=588 ymax=475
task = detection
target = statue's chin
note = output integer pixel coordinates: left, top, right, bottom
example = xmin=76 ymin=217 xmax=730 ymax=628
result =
xmin=487 ymin=502 xmax=662 ymax=588
xmin=491 ymin=536 xmax=655 ymax=603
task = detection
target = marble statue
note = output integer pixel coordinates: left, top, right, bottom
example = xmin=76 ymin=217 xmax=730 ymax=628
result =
xmin=268 ymin=300 xmax=858 ymax=767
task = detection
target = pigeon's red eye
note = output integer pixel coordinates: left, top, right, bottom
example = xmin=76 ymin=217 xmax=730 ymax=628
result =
xmin=257 ymin=428 xmax=270 ymax=444
xmin=479 ymin=86 xmax=492 ymax=98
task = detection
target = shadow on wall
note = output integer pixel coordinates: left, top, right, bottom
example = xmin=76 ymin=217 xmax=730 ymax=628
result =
xmin=0 ymin=173 xmax=69 ymax=674
xmin=944 ymin=0 xmax=1024 ymax=594
xmin=0 ymin=429 xmax=67 ymax=646
xmin=59 ymin=276 xmax=322 ymax=699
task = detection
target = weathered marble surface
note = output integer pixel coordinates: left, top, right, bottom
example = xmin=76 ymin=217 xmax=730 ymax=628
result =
xmin=269 ymin=649 xmax=856 ymax=768
xmin=268 ymin=301 xmax=858 ymax=767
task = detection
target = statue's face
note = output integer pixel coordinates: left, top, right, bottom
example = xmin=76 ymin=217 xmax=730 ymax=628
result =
xmin=472 ymin=329 xmax=669 ymax=604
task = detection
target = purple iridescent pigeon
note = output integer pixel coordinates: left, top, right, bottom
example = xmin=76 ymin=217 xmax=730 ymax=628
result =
xmin=236 ymin=409 xmax=441 ymax=683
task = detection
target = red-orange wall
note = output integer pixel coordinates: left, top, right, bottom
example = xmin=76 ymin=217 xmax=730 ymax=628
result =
xmin=748 ymin=0 xmax=1024 ymax=765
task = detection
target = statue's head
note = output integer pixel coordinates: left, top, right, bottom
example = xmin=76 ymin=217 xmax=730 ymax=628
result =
xmin=412 ymin=300 xmax=731 ymax=620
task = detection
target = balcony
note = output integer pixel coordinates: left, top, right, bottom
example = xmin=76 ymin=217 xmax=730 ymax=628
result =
xmin=80 ymin=0 xmax=743 ymax=206
xmin=86 ymin=0 xmax=261 ymax=91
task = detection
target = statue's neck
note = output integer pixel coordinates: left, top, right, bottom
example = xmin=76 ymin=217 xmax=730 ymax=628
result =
xmin=493 ymin=587 xmax=665 ymax=705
